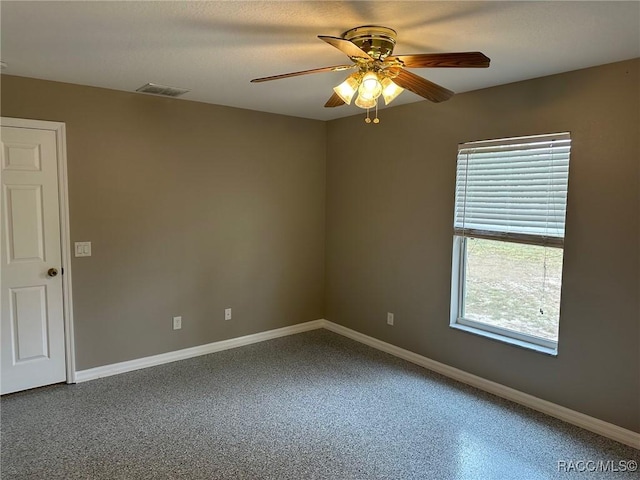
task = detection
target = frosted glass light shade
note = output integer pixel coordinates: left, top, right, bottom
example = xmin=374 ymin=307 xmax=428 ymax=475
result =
xmin=355 ymin=94 xmax=376 ymax=109
xmin=359 ymin=72 xmax=382 ymax=100
xmin=333 ymin=76 xmax=359 ymax=104
xmin=381 ymin=78 xmax=404 ymax=105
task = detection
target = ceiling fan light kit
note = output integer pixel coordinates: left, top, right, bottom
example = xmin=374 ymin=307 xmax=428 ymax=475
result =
xmin=251 ymin=25 xmax=490 ymax=124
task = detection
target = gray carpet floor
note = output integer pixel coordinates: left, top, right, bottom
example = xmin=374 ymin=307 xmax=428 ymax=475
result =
xmin=1 ymin=329 xmax=638 ymax=479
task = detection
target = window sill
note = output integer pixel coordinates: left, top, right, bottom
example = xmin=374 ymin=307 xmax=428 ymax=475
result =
xmin=450 ymin=323 xmax=558 ymax=356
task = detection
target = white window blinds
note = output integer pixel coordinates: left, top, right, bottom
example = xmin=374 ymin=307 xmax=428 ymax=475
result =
xmin=454 ymin=133 xmax=571 ymax=246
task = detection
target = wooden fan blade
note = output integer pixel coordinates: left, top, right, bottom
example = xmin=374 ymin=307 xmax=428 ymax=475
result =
xmin=391 ymin=68 xmax=454 ymax=103
xmin=324 ymin=92 xmax=346 ymax=108
xmin=251 ymin=65 xmax=353 ymax=83
xmin=389 ymin=52 xmax=490 ymax=68
xmin=318 ymin=35 xmax=373 ymax=61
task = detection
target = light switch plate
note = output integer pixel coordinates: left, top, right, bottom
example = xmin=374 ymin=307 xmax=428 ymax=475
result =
xmin=74 ymin=242 xmax=91 ymax=257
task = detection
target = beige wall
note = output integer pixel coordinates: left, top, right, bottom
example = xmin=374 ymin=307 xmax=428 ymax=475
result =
xmin=1 ymin=75 xmax=327 ymax=370
xmin=325 ymin=59 xmax=640 ymax=432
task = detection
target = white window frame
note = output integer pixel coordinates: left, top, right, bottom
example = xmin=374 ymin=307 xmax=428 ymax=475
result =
xmin=450 ymin=133 xmax=571 ymax=355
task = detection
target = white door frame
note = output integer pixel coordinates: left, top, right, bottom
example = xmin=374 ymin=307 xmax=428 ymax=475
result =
xmin=1 ymin=116 xmax=76 ymax=384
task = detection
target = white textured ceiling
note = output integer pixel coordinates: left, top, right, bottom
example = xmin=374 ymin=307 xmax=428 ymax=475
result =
xmin=1 ymin=1 xmax=639 ymax=121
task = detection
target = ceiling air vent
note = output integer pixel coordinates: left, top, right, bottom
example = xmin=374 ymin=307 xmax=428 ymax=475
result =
xmin=135 ymin=82 xmax=190 ymax=97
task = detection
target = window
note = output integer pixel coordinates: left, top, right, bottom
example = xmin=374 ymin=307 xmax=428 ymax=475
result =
xmin=450 ymin=133 xmax=571 ymax=354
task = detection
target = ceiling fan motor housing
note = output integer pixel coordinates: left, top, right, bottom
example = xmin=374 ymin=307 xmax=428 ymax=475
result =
xmin=342 ymin=25 xmax=397 ymax=60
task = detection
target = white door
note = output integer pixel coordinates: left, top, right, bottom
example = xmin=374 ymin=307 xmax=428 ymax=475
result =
xmin=1 ymin=124 xmax=66 ymax=394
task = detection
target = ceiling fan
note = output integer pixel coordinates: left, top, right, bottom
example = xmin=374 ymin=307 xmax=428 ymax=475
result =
xmin=251 ymin=26 xmax=490 ymax=122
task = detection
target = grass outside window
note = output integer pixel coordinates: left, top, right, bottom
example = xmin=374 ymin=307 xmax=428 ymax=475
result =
xmin=463 ymin=238 xmax=563 ymax=343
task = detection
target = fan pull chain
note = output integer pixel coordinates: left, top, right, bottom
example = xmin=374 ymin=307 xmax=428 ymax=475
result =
xmin=363 ymin=101 xmax=380 ymax=124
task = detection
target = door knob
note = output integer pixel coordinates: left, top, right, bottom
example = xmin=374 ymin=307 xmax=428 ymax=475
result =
xmin=47 ymin=268 xmax=59 ymax=277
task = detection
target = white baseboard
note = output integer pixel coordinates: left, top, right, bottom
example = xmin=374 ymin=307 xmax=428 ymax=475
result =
xmin=75 ymin=319 xmax=325 ymax=383
xmin=322 ymin=320 xmax=640 ymax=450
xmin=74 ymin=317 xmax=639 ymax=449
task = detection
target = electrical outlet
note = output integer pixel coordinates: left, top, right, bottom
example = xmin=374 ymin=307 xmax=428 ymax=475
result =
xmin=172 ymin=316 xmax=182 ymax=330
xmin=225 ymin=308 xmax=232 ymax=321
xmin=387 ymin=312 xmax=394 ymax=326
